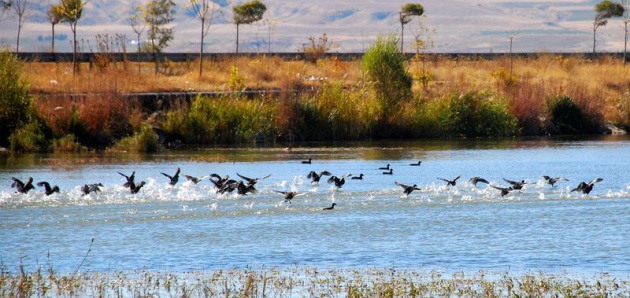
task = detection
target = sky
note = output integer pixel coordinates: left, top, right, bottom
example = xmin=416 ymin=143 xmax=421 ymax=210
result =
xmin=0 ymin=0 xmax=628 ymax=53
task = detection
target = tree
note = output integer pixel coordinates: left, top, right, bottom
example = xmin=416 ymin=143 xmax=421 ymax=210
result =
xmin=47 ymin=5 xmax=63 ymax=53
xmin=9 ymin=0 xmax=31 ymax=53
xmin=232 ymin=0 xmax=266 ymax=54
xmin=0 ymin=47 xmax=31 ymax=147
xmin=58 ymin=0 xmax=86 ymax=74
xmin=622 ymin=0 xmax=630 ymax=64
xmin=128 ymin=3 xmax=145 ymax=73
xmin=593 ymin=0 xmax=625 ymax=54
xmin=362 ymin=35 xmax=412 ymax=135
xmin=399 ymin=3 xmax=424 ymax=53
xmin=0 ymin=1 xmax=10 ymax=13
xmin=144 ymin=0 xmax=176 ymax=74
xmin=186 ymin=0 xmax=221 ymax=78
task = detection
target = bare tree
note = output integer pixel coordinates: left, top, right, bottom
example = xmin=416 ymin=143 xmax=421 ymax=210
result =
xmin=263 ymin=10 xmax=277 ymax=54
xmin=47 ymin=5 xmax=62 ymax=53
xmin=9 ymin=0 xmax=32 ymax=53
xmin=186 ymin=0 xmax=221 ymax=78
xmin=593 ymin=0 xmax=625 ymax=54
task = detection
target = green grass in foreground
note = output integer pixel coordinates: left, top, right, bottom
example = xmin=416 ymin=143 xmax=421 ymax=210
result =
xmin=1 ymin=266 xmax=629 ymax=297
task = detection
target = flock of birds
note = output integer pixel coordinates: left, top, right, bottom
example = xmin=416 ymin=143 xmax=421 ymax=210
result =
xmin=7 ymin=157 xmax=606 ymax=210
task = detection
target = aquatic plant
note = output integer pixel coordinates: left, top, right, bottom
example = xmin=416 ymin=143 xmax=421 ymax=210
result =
xmin=1 ymin=265 xmax=628 ymax=297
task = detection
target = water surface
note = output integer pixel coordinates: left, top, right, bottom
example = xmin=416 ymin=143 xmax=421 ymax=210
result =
xmin=1 ymin=137 xmax=629 ymax=277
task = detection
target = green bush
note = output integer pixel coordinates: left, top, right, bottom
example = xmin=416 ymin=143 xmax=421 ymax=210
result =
xmin=362 ymin=35 xmax=413 ymax=133
xmin=9 ymin=121 xmax=50 ymax=153
xmin=0 ymin=48 xmax=31 ymax=147
xmin=111 ymin=125 xmax=161 ymax=153
xmin=545 ymin=95 xmax=601 ymax=134
xmin=52 ymin=134 xmax=87 ymax=153
xmin=435 ymin=91 xmax=520 ymax=137
xmin=159 ymin=95 xmax=278 ymax=144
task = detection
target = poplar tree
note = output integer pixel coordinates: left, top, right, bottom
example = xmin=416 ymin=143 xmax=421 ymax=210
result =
xmin=144 ymin=0 xmax=176 ymax=73
xmin=233 ymin=0 xmax=266 ymax=54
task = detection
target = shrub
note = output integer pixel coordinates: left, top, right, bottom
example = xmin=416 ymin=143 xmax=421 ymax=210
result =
xmin=0 ymin=48 xmax=31 ymax=147
xmin=362 ymin=35 xmax=413 ymax=135
xmin=545 ymin=95 xmax=602 ymax=134
xmin=52 ymin=134 xmax=87 ymax=153
xmin=111 ymin=125 xmax=161 ymax=153
xmin=435 ymin=91 xmax=520 ymax=137
xmin=9 ymin=121 xmax=50 ymax=153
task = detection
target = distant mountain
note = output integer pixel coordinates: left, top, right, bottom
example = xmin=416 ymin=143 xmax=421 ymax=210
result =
xmin=0 ymin=0 xmax=626 ymax=53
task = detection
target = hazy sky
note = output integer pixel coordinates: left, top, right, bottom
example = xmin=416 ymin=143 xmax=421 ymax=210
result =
xmin=0 ymin=0 xmax=627 ymax=53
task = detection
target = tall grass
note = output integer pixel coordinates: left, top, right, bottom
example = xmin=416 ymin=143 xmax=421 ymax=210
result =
xmin=1 ymin=265 xmax=628 ymax=297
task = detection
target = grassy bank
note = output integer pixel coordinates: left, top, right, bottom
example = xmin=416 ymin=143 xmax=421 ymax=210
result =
xmin=2 ymin=46 xmax=630 ymax=152
xmin=1 ymin=265 xmax=628 ymax=297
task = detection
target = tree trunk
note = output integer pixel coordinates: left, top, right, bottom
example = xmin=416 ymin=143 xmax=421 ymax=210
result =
xmin=400 ymin=22 xmax=404 ymax=53
xmin=624 ymin=22 xmax=628 ymax=65
xmin=199 ymin=17 xmax=205 ymax=78
xmin=593 ymin=28 xmax=597 ymax=54
xmin=236 ymin=24 xmax=240 ymax=54
xmin=72 ymin=23 xmax=77 ymax=74
xmin=51 ymin=24 xmax=55 ymax=53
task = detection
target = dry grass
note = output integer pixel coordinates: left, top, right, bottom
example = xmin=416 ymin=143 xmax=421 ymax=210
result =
xmin=19 ymin=54 xmax=630 ymax=139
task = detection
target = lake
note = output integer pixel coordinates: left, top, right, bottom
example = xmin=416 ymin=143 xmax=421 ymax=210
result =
xmin=1 ymin=136 xmax=630 ymax=278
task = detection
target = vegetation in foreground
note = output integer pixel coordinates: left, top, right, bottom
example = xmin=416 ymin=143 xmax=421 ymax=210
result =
xmin=2 ymin=39 xmax=630 ymax=153
xmin=1 ymin=264 xmax=629 ymax=297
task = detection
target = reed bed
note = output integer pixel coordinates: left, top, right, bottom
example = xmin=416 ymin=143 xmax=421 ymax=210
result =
xmin=1 ymin=265 xmax=628 ymax=297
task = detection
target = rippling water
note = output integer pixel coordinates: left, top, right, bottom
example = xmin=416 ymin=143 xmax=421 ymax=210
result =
xmin=1 ymin=137 xmax=630 ymax=276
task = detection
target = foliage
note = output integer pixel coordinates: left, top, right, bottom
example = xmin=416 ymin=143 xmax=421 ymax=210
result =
xmin=435 ymin=91 xmax=520 ymax=137
xmin=233 ymin=0 xmax=266 ymax=53
xmin=9 ymin=120 xmax=51 ymax=153
xmin=361 ymin=35 xmax=412 ymax=133
xmin=111 ymin=125 xmax=161 ymax=153
xmin=545 ymin=95 xmax=602 ymax=134
xmin=400 ymin=3 xmax=424 ymax=25
xmin=144 ymin=0 xmax=177 ymax=72
xmin=159 ymin=95 xmax=278 ymax=144
xmin=233 ymin=0 xmax=266 ymax=26
xmin=58 ymin=0 xmax=85 ymax=73
xmin=593 ymin=0 xmax=625 ymax=53
xmin=0 ymin=48 xmax=31 ymax=147
xmin=186 ymin=0 xmax=222 ymax=77
xmin=52 ymin=134 xmax=86 ymax=153
xmin=297 ymin=84 xmax=379 ymax=141
xmin=302 ymin=33 xmax=335 ymax=64
xmin=228 ymin=65 xmax=245 ymax=91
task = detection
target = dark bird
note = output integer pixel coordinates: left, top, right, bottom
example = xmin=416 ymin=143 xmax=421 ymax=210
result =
xmin=237 ymin=173 xmax=271 ymax=186
xmin=161 ymin=167 xmax=181 ymax=186
xmin=382 ymin=169 xmax=393 ymax=175
xmin=542 ymin=176 xmax=569 ymax=187
xmin=323 ymin=203 xmax=337 ymax=210
xmin=118 ymin=171 xmax=135 ymax=187
xmin=395 ymin=181 xmax=421 ymax=196
xmin=351 ymin=174 xmax=364 ymax=180
xmin=183 ymin=174 xmax=209 ymax=184
xmin=437 ymin=176 xmax=461 ymax=186
xmin=301 ymin=158 xmax=312 ymax=164
xmin=81 ymin=183 xmax=103 ymax=196
xmin=409 ymin=161 xmax=422 ymax=166
xmin=490 ymin=185 xmax=514 ymax=197
xmin=328 ymin=174 xmax=352 ymax=188
xmin=129 ymin=181 xmax=146 ymax=194
xmin=307 ymin=170 xmax=332 ymax=184
xmin=273 ymin=190 xmax=302 ymax=204
xmin=37 ymin=181 xmax=60 ymax=196
xmin=468 ymin=177 xmax=490 ymax=186
xmin=236 ymin=181 xmax=258 ymax=195
xmin=209 ymin=173 xmax=230 ymax=187
xmin=503 ymin=178 xmax=526 ymax=190
xmin=11 ymin=177 xmax=35 ymax=194
xmin=378 ymin=163 xmax=390 ymax=170
xmin=571 ymin=178 xmax=603 ymax=194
